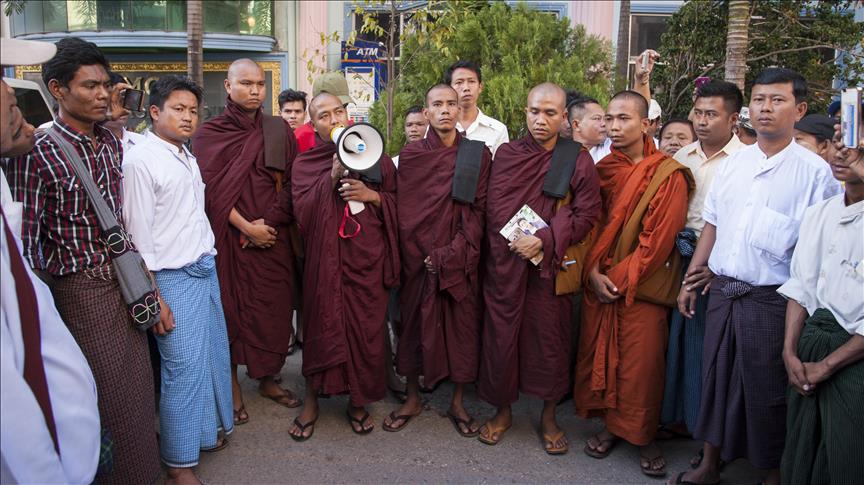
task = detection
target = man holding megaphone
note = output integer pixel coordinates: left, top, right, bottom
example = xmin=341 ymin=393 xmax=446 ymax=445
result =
xmin=288 ymin=92 xmax=400 ymax=440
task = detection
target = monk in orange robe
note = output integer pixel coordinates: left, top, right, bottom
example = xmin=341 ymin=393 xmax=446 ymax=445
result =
xmin=574 ymin=91 xmax=692 ymax=478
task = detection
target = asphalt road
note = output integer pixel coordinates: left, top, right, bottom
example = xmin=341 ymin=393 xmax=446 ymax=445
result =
xmin=195 ymin=351 xmax=763 ymax=485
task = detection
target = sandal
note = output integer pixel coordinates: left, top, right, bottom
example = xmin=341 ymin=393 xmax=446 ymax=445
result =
xmin=446 ymin=411 xmax=479 ymax=438
xmin=542 ymin=430 xmax=569 ymax=455
xmin=201 ymin=435 xmax=229 ymax=453
xmin=346 ymin=409 xmax=374 ymax=435
xmin=259 ymin=390 xmax=302 ymax=409
xmin=640 ymin=451 xmax=667 ymax=477
xmin=289 ymin=416 xmax=318 ymax=442
xmin=477 ymin=421 xmax=511 ymax=446
xmin=690 ymin=449 xmax=728 ymax=471
xmin=669 ymin=471 xmax=721 ymax=485
xmin=233 ymin=405 xmax=249 ymax=425
xmin=382 ymin=410 xmax=419 ymax=432
xmin=583 ymin=433 xmax=618 ymax=459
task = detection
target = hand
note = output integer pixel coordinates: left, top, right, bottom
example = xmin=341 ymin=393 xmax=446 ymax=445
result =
xmin=245 ymin=218 xmax=277 ymax=248
xmin=634 ymin=49 xmax=659 ymax=83
xmin=151 ymin=296 xmax=175 ymax=336
xmin=677 ymin=287 xmax=698 ymax=319
xmin=508 ymin=234 xmax=542 ymax=261
xmin=331 ymin=154 xmax=347 ymax=185
xmin=683 ymin=265 xmax=714 ymax=295
xmin=108 ymin=81 xmax=133 ymax=120
xmin=589 ymin=268 xmax=620 ymax=303
xmin=802 ymin=360 xmax=832 ymax=387
xmin=339 ymin=178 xmax=381 ymax=205
xmin=424 ymin=255 xmax=436 ymax=274
xmin=783 ymin=351 xmax=811 ymax=396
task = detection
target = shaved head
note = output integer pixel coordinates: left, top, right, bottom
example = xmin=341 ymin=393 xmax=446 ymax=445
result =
xmin=227 ymin=58 xmax=263 ymax=81
xmin=308 ymin=92 xmax=341 ymax=120
xmin=425 ymin=83 xmax=458 ymax=106
xmin=307 ymin=92 xmax=348 ymax=137
xmin=528 ymin=82 xmax=566 ymax=111
xmin=609 ymin=90 xmax=649 ymax=119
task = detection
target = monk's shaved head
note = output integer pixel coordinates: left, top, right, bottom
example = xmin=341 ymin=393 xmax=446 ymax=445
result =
xmin=227 ymin=58 xmax=263 ymax=81
xmin=609 ymin=90 xmax=649 ymax=119
xmin=308 ymin=92 xmax=341 ymax=120
xmin=425 ymin=83 xmax=458 ymax=106
xmin=527 ymin=82 xmax=567 ymax=111
xmin=308 ymin=92 xmax=348 ymax=137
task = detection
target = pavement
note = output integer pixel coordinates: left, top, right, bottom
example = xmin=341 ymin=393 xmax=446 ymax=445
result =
xmin=195 ymin=351 xmax=764 ymax=485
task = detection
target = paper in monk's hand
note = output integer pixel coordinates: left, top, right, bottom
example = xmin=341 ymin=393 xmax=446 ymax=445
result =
xmin=499 ymin=204 xmax=548 ymax=265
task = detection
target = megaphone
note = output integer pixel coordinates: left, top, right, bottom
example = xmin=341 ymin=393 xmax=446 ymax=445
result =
xmin=331 ymin=122 xmax=384 ymax=214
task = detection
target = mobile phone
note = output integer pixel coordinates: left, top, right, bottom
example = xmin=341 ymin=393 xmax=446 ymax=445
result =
xmin=121 ymin=88 xmax=145 ymax=112
xmin=641 ymin=53 xmax=649 ymax=71
xmin=840 ymin=87 xmax=861 ymax=149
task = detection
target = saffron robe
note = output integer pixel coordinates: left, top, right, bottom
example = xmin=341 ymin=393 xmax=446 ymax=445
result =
xmin=291 ymin=136 xmax=399 ymax=405
xmin=574 ymin=136 xmax=692 ymax=446
xmin=478 ymin=135 xmax=601 ymax=406
xmin=395 ymin=130 xmax=491 ymax=387
xmin=192 ymin=98 xmax=297 ymax=378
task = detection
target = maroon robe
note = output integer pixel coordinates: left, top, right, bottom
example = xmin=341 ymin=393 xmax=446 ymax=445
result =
xmin=395 ymin=130 xmax=491 ymax=387
xmin=192 ymin=98 xmax=297 ymax=378
xmin=478 ymin=135 xmax=601 ymax=406
xmin=291 ymin=135 xmax=399 ymax=405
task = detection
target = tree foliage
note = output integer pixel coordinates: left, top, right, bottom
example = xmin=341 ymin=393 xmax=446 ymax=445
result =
xmin=369 ymin=1 xmax=613 ymax=154
xmin=654 ymin=0 xmax=864 ymax=118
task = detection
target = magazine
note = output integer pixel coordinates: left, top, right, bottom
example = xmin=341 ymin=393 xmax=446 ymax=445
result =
xmin=499 ymin=204 xmax=548 ymax=265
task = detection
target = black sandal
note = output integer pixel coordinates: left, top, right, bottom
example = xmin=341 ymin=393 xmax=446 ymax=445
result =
xmin=446 ymin=411 xmax=479 ymax=438
xmin=690 ymin=448 xmax=728 ymax=471
xmin=346 ymin=409 xmax=374 ymax=435
xmin=289 ymin=416 xmax=318 ymax=442
xmin=382 ymin=410 xmax=419 ymax=432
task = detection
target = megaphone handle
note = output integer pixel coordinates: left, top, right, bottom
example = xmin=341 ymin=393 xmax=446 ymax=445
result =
xmin=348 ymin=200 xmax=365 ymax=214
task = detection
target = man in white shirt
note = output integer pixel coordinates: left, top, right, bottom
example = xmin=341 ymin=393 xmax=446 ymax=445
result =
xmin=568 ymin=95 xmax=611 ymax=163
xmin=670 ymin=68 xmax=841 ymax=485
xmin=660 ymin=80 xmax=746 ymax=441
xmin=777 ymin=126 xmax=864 ymax=485
xmin=1 ymin=38 xmax=101 ymax=485
xmin=122 ymin=75 xmax=233 ymax=484
xmin=445 ymin=60 xmax=509 ymax=156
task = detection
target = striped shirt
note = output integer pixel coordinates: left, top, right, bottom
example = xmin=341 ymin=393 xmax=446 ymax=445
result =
xmin=4 ymin=118 xmax=125 ymax=275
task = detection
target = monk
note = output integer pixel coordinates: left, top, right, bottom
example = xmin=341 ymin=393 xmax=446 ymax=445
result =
xmin=384 ymin=84 xmax=491 ymax=435
xmin=193 ymin=59 xmax=300 ymax=425
xmin=574 ymin=91 xmax=692 ymax=478
xmin=288 ymin=92 xmax=399 ymax=440
xmin=478 ymin=83 xmax=601 ymax=454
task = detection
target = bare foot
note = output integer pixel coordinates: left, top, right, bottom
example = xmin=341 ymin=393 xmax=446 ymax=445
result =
xmin=540 ymin=420 xmax=568 ymax=453
xmin=478 ymin=408 xmax=512 ymax=445
xmin=584 ymin=428 xmax=618 ymax=457
xmin=447 ymin=403 xmax=479 ymax=436
xmin=166 ymin=467 xmax=201 ymax=485
xmin=259 ymin=376 xmax=301 ymax=407
xmin=289 ymin=402 xmax=318 ymax=441
xmin=383 ymin=395 xmax=422 ymax=431
xmin=640 ymin=441 xmax=666 ymax=477
xmin=347 ymin=405 xmax=374 ymax=434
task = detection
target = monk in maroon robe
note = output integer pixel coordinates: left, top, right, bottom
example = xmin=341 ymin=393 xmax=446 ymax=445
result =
xmin=478 ymin=83 xmax=602 ymax=454
xmin=193 ymin=59 xmax=300 ymax=424
xmin=383 ymin=84 xmax=491 ymax=435
xmin=288 ymin=92 xmax=399 ymax=440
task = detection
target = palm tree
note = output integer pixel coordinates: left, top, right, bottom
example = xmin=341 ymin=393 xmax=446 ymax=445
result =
xmin=615 ymin=0 xmax=631 ymax=91
xmin=187 ymin=0 xmax=203 ymax=88
xmin=724 ymin=0 xmax=751 ymax=91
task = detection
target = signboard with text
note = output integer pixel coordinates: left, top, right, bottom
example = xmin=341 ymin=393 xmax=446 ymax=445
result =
xmin=341 ymin=40 xmax=387 ymax=123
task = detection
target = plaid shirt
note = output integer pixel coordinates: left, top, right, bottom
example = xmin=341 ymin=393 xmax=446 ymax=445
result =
xmin=4 ymin=118 xmax=125 ymax=275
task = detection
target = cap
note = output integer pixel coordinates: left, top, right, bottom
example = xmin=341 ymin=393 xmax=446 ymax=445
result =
xmin=313 ymin=71 xmax=353 ymax=105
xmin=648 ymin=99 xmax=662 ymax=120
xmin=827 ymin=100 xmax=841 ymax=117
xmin=1 ymin=39 xmax=56 ymax=67
xmin=794 ymin=114 xmax=836 ymax=141
xmin=738 ymin=107 xmax=754 ymax=130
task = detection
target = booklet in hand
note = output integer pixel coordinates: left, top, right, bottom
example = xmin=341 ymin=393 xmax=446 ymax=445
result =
xmin=499 ymin=204 xmax=547 ymax=266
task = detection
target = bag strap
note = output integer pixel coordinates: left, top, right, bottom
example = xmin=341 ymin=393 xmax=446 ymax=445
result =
xmin=45 ymin=126 xmax=118 ymax=232
xmin=261 ymin=115 xmax=287 ymax=172
xmin=543 ymin=138 xmax=583 ymax=199
xmin=451 ymin=138 xmax=485 ymax=203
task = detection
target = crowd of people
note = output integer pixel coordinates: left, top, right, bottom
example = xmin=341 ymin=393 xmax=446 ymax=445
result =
xmin=1 ymin=35 xmax=862 ymax=485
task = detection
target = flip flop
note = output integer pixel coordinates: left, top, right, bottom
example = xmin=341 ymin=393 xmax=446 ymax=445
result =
xmin=668 ymin=471 xmax=720 ymax=485
xmin=382 ymin=410 xmax=420 ymax=432
xmin=201 ymin=435 xmax=229 ymax=453
xmin=542 ymin=430 xmax=569 ymax=455
xmin=289 ymin=416 xmax=318 ymax=442
xmin=583 ymin=433 xmax=618 ymax=459
xmin=233 ymin=405 xmax=249 ymax=425
xmin=346 ymin=409 xmax=374 ymax=435
xmin=446 ymin=411 xmax=480 ymax=438
xmin=641 ymin=452 xmax=667 ymax=477
xmin=477 ymin=421 xmax=511 ymax=446
xmin=690 ymin=449 xmax=728 ymax=471
xmin=260 ymin=391 xmax=302 ymax=409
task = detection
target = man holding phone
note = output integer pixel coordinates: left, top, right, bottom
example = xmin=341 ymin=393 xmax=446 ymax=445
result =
xmin=103 ymin=73 xmax=145 ymax=152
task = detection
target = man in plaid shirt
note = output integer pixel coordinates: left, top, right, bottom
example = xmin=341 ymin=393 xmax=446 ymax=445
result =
xmin=4 ymin=37 xmax=161 ymax=485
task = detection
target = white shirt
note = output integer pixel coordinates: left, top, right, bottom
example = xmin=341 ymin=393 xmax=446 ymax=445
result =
xmin=0 ymin=167 xmax=22 ymax=237
xmin=703 ymin=139 xmax=841 ymax=285
xmin=456 ymin=108 xmax=509 ymax=157
xmin=1 ymin=204 xmax=100 ymax=484
xmin=588 ymin=138 xmax=612 ymax=164
xmin=120 ymin=128 xmax=145 ymax=153
xmin=391 ymin=155 xmax=399 ymax=169
xmin=778 ymin=195 xmax=864 ymax=336
xmin=122 ymin=131 xmax=216 ymax=271
xmin=674 ymin=134 xmax=745 ymax=236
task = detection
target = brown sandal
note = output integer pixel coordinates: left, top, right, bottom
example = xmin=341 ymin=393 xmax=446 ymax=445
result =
xmin=583 ymin=433 xmax=618 ymax=459
xmin=233 ymin=405 xmax=249 ymax=425
xmin=477 ymin=421 xmax=511 ymax=446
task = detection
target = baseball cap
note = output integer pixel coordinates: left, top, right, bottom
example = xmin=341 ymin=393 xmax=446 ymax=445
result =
xmin=313 ymin=71 xmax=353 ymax=105
xmin=794 ymin=114 xmax=836 ymax=141
xmin=827 ymin=100 xmax=841 ymax=118
xmin=1 ymin=38 xmax=56 ymax=67
xmin=648 ymin=99 xmax=662 ymax=121
xmin=738 ymin=107 xmax=754 ymax=131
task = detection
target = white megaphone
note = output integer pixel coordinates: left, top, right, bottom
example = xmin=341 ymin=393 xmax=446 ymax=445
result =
xmin=330 ymin=122 xmax=384 ymax=215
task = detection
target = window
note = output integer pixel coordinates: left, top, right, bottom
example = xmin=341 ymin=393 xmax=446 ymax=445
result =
xmin=629 ymin=14 xmax=670 ymax=59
